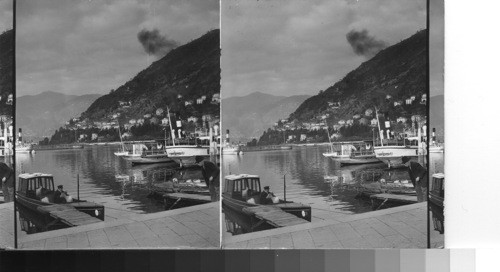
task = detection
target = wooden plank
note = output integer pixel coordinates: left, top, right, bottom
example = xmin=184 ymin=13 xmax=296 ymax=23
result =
xmin=164 ymin=193 xmax=211 ymax=202
xmin=370 ymin=193 xmax=417 ymax=203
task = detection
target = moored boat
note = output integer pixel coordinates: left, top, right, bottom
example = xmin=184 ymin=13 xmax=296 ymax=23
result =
xmin=128 ymin=150 xmax=175 ymax=165
xmin=222 ymin=174 xmax=311 ymax=226
xmin=323 ymin=141 xmax=380 ymax=165
xmin=373 ymin=137 xmax=420 ymax=167
xmin=15 ymin=173 xmax=105 ymax=227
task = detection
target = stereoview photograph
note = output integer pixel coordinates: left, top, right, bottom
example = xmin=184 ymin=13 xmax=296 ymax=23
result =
xmin=221 ymin=0 xmax=440 ymax=249
xmin=14 ymin=0 xmax=220 ymax=249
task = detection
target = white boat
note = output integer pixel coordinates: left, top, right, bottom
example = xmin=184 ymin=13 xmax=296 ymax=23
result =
xmin=16 ymin=143 xmax=34 ymax=154
xmin=323 ymin=141 xmax=380 ymax=165
xmin=222 ymin=146 xmax=241 ymax=155
xmin=373 ymin=143 xmax=419 ymax=167
xmin=429 ymin=143 xmax=444 ymax=153
xmin=128 ymin=150 xmax=175 ymax=165
xmin=120 ymin=143 xmax=146 ymax=159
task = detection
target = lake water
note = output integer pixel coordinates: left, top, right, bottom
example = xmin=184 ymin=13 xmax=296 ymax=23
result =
xmin=15 ymin=145 xmax=204 ymax=235
xmin=222 ymin=145 xmax=417 ymax=235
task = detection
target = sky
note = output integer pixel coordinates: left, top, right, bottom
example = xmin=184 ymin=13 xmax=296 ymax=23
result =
xmin=221 ymin=0 xmax=427 ymax=98
xmin=16 ymin=0 xmax=219 ymax=97
xmin=0 ymin=0 xmax=13 ymax=32
xmin=430 ymin=0 xmax=444 ymax=97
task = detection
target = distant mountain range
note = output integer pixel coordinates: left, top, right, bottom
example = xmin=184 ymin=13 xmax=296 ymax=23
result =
xmin=0 ymin=29 xmax=13 ymax=116
xmin=430 ymin=94 xmax=444 ymax=141
xmin=222 ymin=92 xmax=311 ymax=143
xmin=16 ymin=91 xmax=101 ymax=140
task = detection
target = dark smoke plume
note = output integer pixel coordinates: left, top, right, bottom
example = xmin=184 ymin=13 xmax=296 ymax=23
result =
xmin=346 ymin=29 xmax=387 ymax=58
xmin=137 ymin=29 xmax=179 ymax=57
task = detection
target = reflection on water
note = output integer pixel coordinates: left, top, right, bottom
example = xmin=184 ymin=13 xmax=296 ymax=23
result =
xmin=222 ymin=145 xmax=415 ymax=235
xmin=15 ymin=145 xmax=204 ymax=235
xmin=430 ymin=152 xmax=444 ymax=174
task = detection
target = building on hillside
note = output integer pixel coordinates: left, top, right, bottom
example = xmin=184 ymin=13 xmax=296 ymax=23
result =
xmin=137 ymin=119 xmax=145 ymax=125
xmin=150 ymin=117 xmax=159 ymax=124
xmin=196 ymin=98 xmax=204 ymax=104
xmin=420 ymin=94 xmax=427 ymax=104
xmin=202 ymin=114 xmax=213 ymax=122
xmin=212 ymin=93 xmax=220 ymax=103
xmin=397 ymin=117 xmax=407 ymax=123
xmin=144 ymin=114 xmax=152 ymax=118
xmin=177 ymin=94 xmax=183 ymax=99
xmin=386 ymin=95 xmax=392 ymax=100
xmin=91 ymin=133 xmax=98 ymax=141
xmin=161 ymin=118 xmax=169 ymax=126
xmin=338 ymin=120 xmax=346 ymax=126
xmin=333 ymin=124 xmax=341 ymax=131
xmin=394 ymin=101 xmax=403 ymax=106
xmin=405 ymin=98 xmax=413 ymax=105
xmin=365 ymin=109 xmax=373 ymax=117
xmin=156 ymin=108 xmax=164 ymax=116
xmin=122 ymin=132 xmax=132 ymax=138
xmin=346 ymin=119 xmax=354 ymax=126
xmin=300 ymin=134 xmax=307 ymax=141
xmin=185 ymin=100 xmax=193 ymax=106
xmin=129 ymin=119 xmax=137 ymax=125
xmin=124 ymin=124 xmax=133 ymax=130
xmin=359 ymin=118 xmax=369 ymax=125
xmin=410 ymin=95 xmax=416 ymax=101
xmin=353 ymin=114 xmax=361 ymax=120
xmin=188 ymin=116 xmax=198 ymax=123
xmin=79 ymin=134 xmax=86 ymax=140
xmin=371 ymin=118 xmax=378 ymax=127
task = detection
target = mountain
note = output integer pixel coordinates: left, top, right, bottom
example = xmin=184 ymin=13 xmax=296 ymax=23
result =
xmin=0 ymin=29 xmax=13 ymax=116
xmin=17 ymin=91 xmax=101 ymax=140
xmin=430 ymin=94 xmax=444 ymax=141
xmin=222 ymin=92 xmax=311 ymax=143
xmin=289 ymin=30 xmax=427 ymax=123
xmin=80 ymin=29 xmax=220 ymax=123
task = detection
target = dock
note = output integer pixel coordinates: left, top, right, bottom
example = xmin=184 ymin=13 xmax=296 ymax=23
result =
xmin=18 ymin=202 xmax=219 ymax=249
xmin=242 ymin=206 xmax=309 ymax=228
xmin=224 ymin=202 xmax=443 ymax=249
xmin=37 ymin=205 xmax=102 ymax=227
xmin=370 ymin=193 xmax=418 ymax=210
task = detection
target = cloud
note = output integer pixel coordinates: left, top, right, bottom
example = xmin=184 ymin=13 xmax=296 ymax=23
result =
xmin=16 ymin=0 xmax=219 ymax=97
xmin=0 ymin=0 xmax=13 ymax=31
xmin=137 ymin=29 xmax=179 ymax=57
xmin=221 ymin=0 xmax=426 ymax=98
xmin=346 ymin=29 xmax=387 ymax=58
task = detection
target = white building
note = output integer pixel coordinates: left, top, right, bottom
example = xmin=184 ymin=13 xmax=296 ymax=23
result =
xmin=156 ymin=108 xmax=164 ymax=116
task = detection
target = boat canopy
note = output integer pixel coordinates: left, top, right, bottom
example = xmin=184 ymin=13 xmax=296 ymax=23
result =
xmin=19 ymin=173 xmax=53 ymax=179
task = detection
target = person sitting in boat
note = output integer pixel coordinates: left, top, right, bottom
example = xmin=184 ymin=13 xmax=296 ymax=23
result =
xmin=260 ymin=186 xmax=275 ymax=204
xmin=54 ymin=185 xmax=73 ymax=204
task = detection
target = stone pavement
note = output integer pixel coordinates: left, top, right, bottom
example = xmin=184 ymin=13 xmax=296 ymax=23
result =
xmin=224 ymin=202 xmax=444 ymax=249
xmin=0 ymin=202 xmax=15 ymax=249
xmin=19 ymin=202 xmax=220 ymax=249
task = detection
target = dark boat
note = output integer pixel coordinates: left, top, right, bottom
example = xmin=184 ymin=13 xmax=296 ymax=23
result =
xmin=429 ymin=173 xmax=444 ymax=234
xmin=222 ymin=174 xmax=312 ymax=225
xmin=16 ymin=173 xmax=105 ymax=227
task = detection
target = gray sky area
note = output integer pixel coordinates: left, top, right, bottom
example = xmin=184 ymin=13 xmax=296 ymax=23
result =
xmin=221 ymin=0 xmax=427 ymax=98
xmin=0 ymin=0 xmax=13 ymax=32
xmin=430 ymin=0 xmax=444 ymax=97
xmin=16 ymin=0 xmax=219 ymax=97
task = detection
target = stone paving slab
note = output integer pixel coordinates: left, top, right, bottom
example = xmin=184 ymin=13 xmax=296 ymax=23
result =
xmin=223 ymin=202 xmax=444 ymax=249
xmin=18 ymin=202 xmax=220 ymax=249
xmin=0 ymin=202 xmax=15 ymax=249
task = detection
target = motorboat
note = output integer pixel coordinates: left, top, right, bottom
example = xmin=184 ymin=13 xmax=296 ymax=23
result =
xmin=222 ymin=174 xmax=311 ymax=226
xmin=15 ymin=173 xmax=105 ymax=227
xmin=323 ymin=141 xmax=380 ymax=165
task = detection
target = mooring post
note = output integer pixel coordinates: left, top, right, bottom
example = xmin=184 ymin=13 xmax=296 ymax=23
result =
xmin=283 ymin=174 xmax=286 ymax=201
xmin=77 ymin=173 xmax=80 ymax=201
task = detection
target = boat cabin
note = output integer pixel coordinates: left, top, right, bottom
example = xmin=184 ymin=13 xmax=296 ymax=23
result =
xmin=224 ymin=174 xmax=263 ymax=203
xmin=18 ymin=173 xmax=57 ymax=202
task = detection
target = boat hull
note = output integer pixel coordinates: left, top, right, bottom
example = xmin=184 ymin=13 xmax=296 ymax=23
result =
xmin=15 ymin=193 xmax=105 ymax=222
xmin=374 ymin=146 xmax=419 ymax=167
xmin=323 ymin=153 xmax=380 ymax=165
xmin=129 ymin=154 xmax=174 ymax=165
xmin=222 ymin=195 xmax=312 ymax=222
xmin=165 ymin=145 xmax=210 ymax=158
